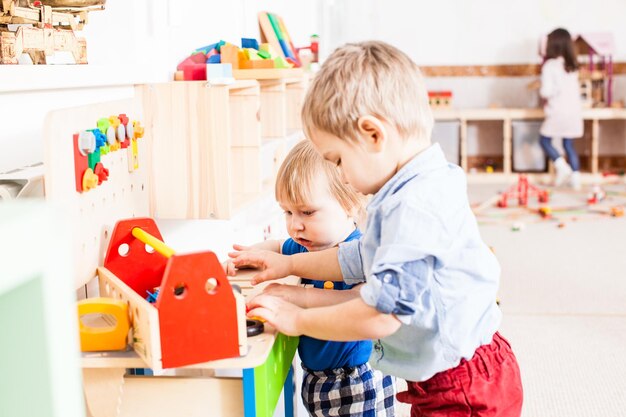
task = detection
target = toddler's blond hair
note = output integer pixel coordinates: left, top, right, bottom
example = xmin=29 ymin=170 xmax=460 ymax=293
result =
xmin=302 ymin=40 xmax=433 ymax=145
xmin=276 ymin=140 xmax=364 ymax=217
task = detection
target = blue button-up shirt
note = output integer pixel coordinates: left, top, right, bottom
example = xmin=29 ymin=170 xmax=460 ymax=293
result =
xmin=338 ymin=143 xmax=501 ymax=382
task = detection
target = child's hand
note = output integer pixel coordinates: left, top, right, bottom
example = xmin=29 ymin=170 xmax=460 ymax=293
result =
xmin=246 ymin=294 xmax=303 ymax=336
xmin=228 ymin=249 xmax=292 ymax=285
xmin=222 ymin=260 xmax=237 ymax=276
xmin=262 ymin=283 xmax=306 ymax=306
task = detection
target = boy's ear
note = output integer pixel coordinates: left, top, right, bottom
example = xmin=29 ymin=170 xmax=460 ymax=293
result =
xmin=357 ymin=115 xmax=386 ymax=152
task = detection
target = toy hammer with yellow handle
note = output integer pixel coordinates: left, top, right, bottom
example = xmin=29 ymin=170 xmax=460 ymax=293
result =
xmin=77 ymin=297 xmax=130 ymax=352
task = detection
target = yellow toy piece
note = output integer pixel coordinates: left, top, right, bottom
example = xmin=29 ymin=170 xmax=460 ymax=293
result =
xmin=128 ymin=139 xmax=139 ymax=171
xmin=82 ymin=168 xmax=98 ymax=191
xmin=77 ymin=297 xmax=130 ymax=352
xmin=133 ymin=120 xmax=145 ymax=139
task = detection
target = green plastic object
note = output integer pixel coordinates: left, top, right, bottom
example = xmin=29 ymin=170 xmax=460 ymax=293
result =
xmin=257 ymin=50 xmax=271 ymax=59
xmin=97 ymin=117 xmax=110 ymax=134
xmin=88 ymin=148 xmax=101 ymax=170
xmin=0 ymin=277 xmax=55 ymax=417
xmin=254 ymin=333 xmax=298 ymax=417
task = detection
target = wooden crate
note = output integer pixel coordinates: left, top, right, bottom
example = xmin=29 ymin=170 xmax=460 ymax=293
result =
xmin=140 ymin=80 xmax=263 ymax=219
xmin=259 ymin=79 xmax=287 ymax=139
xmin=231 ymin=146 xmax=261 ymax=195
xmin=285 ymin=75 xmax=311 ymax=130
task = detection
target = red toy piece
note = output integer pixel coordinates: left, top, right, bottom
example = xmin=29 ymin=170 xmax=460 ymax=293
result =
xmin=73 ymin=132 xmax=93 ymax=192
xmin=587 ymin=185 xmax=606 ymax=204
xmin=118 ymin=113 xmax=130 ymax=149
xmin=497 ymin=174 xmax=549 ymax=208
xmin=177 ymin=53 xmax=208 ymax=80
xmin=93 ymin=162 xmax=109 ymax=185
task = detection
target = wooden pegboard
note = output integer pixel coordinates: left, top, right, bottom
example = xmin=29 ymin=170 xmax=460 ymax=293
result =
xmin=43 ymin=98 xmax=149 ymax=289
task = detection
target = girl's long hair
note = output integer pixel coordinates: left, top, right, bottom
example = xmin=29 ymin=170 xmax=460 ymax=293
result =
xmin=546 ymin=28 xmax=578 ymax=72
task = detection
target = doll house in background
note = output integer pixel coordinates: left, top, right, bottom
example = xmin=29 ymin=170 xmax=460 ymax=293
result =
xmin=540 ymin=32 xmax=616 ymax=108
xmin=574 ymin=33 xmax=616 ymax=108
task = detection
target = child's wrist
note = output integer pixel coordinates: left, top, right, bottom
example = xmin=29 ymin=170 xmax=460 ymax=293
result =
xmin=286 ymin=254 xmax=295 ymax=277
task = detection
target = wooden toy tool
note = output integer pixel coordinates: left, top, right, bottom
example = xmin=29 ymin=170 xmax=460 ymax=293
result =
xmin=77 ymin=297 xmax=130 ymax=352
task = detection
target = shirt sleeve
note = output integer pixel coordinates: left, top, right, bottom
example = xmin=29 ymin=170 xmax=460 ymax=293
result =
xmin=338 ymin=238 xmax=366 ymax=285
xmin=540 ymin=61 xmax=557 ymax=99
xmin=359 ymin=201 xmax=450 ymax=324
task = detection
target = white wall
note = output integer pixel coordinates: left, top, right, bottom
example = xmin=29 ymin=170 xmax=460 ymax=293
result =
xmin=321 ymin=0 xmax=626 ymax=108
xmin=0 ymin=0 xmax=319 ymax=173
xmin=323 ymin=0 xmax=626 ymax=63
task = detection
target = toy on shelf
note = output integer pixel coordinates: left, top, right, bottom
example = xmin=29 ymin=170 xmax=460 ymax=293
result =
xmin=296 ymin=34 xmax=319 ymax=68
xmin=175 ymin=36 xmax=303 ymax=82
xmin=497 ymin=174 xmax=549 ymax=208
xmin=539 ymin=32 xmax=616 ymax=108
xmin=428 ymin=91 xmax=453 ymax=109
xmin=258 ymin=11 xmax=300 ymax=68
xmin=98 ymin=217 xmax=248 ymax=369
xmin=72 ymin=114 xmax=143 ymax=193
xmin=0 ymin=0 xmax=105 ymax=64
xmin=575 ymin=33 xmax=616 ymax=108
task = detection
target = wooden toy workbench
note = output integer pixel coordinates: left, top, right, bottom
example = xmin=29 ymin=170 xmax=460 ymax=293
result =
xmin=43 ymin=97 xmax=299 ymax=417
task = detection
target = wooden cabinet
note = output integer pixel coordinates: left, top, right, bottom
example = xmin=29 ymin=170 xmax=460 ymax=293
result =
xmin=141 ymin=76 xmax=307 ymax=220
xmin=432 ymin=108 xmax=626 ymax=178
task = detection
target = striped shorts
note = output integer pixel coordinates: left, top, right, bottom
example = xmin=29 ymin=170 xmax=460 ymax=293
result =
xmin=301 ymin=362 xmax=396 ymax=416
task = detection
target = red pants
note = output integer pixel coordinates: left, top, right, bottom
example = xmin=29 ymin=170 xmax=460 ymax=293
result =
xmin=397 ymin=332 xmax=523 ymax=417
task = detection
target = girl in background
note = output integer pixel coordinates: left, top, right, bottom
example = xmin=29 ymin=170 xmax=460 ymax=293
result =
xmin=539 ymin=27 xmax=584 ymax=190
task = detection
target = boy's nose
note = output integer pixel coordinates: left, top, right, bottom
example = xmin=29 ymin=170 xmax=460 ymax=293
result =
xmin=290 ymin=217 xmax=304 ymax=231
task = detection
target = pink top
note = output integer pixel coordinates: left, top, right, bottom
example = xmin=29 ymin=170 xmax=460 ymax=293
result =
xmin=540 ymin=57 xmax=583 ymax=138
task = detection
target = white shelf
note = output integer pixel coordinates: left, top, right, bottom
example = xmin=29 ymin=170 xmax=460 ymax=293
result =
xmin=0 ymin=64 xmax=166 ymax=93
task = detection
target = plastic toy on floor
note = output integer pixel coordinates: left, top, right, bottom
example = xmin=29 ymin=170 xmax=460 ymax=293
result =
xmin=497 ymin=174 xmax=549 ymax=208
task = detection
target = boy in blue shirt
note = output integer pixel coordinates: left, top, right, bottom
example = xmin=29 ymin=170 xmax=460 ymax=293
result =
xmin=231 ymin=41 xmax=523 ymax=416
xmin=228 ymin=139 xmax=395 ymax=416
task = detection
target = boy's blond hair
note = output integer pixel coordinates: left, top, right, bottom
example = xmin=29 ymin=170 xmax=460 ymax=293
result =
xmin=276 ymin=139 xmax=363 ymax=217
xmin=302 ymin=41 xmax=433 ymax=145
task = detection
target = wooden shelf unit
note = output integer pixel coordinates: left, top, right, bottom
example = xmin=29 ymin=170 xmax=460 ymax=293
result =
xmin=432 ymin=108 xmax=626 ymax=177
xmin=142 ymin=73 xmax=308 ymax=220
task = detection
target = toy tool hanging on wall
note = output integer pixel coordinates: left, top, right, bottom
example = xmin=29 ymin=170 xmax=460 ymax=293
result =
xmin=73 ymin=114 xmax=144 ymax=193
xmin=99 ymin=217 xmax=247 ymax=369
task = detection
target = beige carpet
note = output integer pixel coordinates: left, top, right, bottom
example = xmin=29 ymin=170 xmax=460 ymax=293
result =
xmin=472 ymin=181 xmax=626 ymax=417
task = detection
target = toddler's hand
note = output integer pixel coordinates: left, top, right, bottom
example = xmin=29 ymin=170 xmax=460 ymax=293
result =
xmin=228 ymin=248 xmax=292 ymax=285
xmin=261 ymin=283 xmax=304 ymax=305
xmin=222 ymin=260 xmax=237 ymax=276
xmin=247 ymin=294 xmax=303 ymax=336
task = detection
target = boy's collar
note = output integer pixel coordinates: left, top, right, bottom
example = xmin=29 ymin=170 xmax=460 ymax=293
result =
xmin=369 ymin=143 xmax=447 ymax=206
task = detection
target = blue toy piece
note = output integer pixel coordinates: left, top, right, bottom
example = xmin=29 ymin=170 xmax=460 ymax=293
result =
xmin=242 ymin=38 xmax=260 ymax=50
xmin=207 ymin=54 xmax=221 ymax=64
xmin=195 ymin=42 xmax=218 ymax=55
xmin=146 ymin=288 xmax=159 ymax=303
xmin=89 ymin=128 xmax=107 ymax=151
